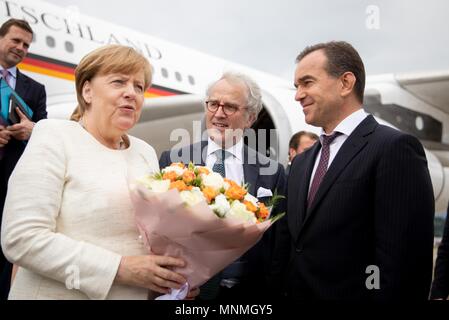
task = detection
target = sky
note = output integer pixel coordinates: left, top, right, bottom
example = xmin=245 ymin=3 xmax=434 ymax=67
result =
xmin=44 ymin=0 xmax=449 ymax=81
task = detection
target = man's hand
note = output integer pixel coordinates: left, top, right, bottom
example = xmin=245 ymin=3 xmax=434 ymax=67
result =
xmin=0 ymin=125 xmax=12 ymax=147
xmin=7 ymin=107 xmax=34 ymax=141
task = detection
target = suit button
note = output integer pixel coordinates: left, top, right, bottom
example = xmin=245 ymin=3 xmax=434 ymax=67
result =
xmin=296 ymin=247 xmax=303 ymax=253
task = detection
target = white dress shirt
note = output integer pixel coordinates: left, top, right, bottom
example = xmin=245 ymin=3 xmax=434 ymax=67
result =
xmin=309 ymin=108 xmax=368 ymax=192
xmin=206 ymin=137 xmax=244 ymax=185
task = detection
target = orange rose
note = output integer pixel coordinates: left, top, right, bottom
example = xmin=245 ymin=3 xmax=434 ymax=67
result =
xmin=197 ymin=167 xmax=210 ymax=175
xmin=244 ymin=200 xmax=258 ymax=213
xmin=169 ymin=180 xmax=188 ymax=192
xmin=257 ymin=203 xmax=270 ymax=221
xmin=182 ymin=170 xmax=196 ymax=184
xmin=170 ymin=162 xmax=185 ymax=168
xmin=224 ymin=178 xmax=238 ymax=187
xmin=225 ymin=185 xmax=247 ymax=201
xmin=202 ymin=186 xmax=218 ymax=204
xmin=162 ymin=171 xmax=178 ymax=182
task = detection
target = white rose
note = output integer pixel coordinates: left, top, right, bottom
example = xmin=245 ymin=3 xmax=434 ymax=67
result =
xmin=202 ymin=172 xmax=224 ymax=192
xmin=148 ymin=179 xmax=170 ymax=193
xmin=180 ymin=188 xmax=206 ymax=207
xmin=244 ymin=193 xmax=259 ymax=207
xmin=210 ymin=194 xmax=231 ymax=217
xmin=162 ymin=165 xmax=185 ymax=176
xmin=228 ymin=200 xmax=257 ymax=223
xmin=136 ymin=175 xmax=155 ymax=189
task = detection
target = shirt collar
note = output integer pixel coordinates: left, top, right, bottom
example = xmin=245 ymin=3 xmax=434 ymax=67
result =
xmin=1 ymin=66 xmax=17 ymax=79
xmin=207 ymin=137 xmax=243 ymax=162
xmin=319 ymin=108 xmax=368 ymax=140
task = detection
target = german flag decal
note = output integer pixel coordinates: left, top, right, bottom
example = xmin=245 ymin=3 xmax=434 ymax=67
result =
xmin=18 ymin=53 xmax=187 ymax=98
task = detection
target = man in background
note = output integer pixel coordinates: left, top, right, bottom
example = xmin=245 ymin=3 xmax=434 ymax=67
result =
xmin=0 ymin=18 xmax=47 ymax=300
xmin=160 ymin=71 xmax=285 ymax=300
xmin=286 ymin=131 xmax=318 ymax=174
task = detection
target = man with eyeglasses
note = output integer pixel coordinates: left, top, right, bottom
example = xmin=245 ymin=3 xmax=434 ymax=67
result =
xmin=159 ymin=71 xmax=286 ymax=301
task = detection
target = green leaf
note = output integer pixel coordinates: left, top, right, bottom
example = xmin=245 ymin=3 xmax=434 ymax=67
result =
xmin=192 ymin=177 xmax=203 ymax=188
xmin=269 ymin=212 xmax=286 ymax=224
xmin=266 ymin=189 xmax=285 ymax=208
xmin=154 ymin=172 xmax=163 ymax=180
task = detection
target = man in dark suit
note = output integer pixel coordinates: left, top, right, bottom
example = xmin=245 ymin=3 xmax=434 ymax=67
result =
xmin=430 ymin=202 xmax=449 ymax=300
xmin=0 ymin=18 xmax=47 ymax=300
xmin=272 ymin=41 xmax=434 ymax=300
xmin=159 ymin=72 xmax=285 ymax=300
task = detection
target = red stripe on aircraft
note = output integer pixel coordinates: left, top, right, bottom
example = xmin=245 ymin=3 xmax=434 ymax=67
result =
xmin=20 ymin=53 xmax=186 ymax=97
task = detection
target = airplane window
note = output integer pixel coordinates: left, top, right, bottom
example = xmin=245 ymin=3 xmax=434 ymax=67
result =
xmin=161 ymin=68 xmax=169 ymax=78
xmin=416 ymin=116 xmax=424 ymax=131
xmin=175 ymin=71 xmax=182 ymax=82
xmin=65 ymin=41 xmax=74 ymax=53
xmin=188 ymin=75 xmax=195 ymax=85
xmin=46 ymin=36 xmax=56 ymax=48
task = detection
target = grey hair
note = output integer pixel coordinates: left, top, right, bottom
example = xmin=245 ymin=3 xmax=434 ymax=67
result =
xmin=206 ymin=71 xmax=263 ymax=117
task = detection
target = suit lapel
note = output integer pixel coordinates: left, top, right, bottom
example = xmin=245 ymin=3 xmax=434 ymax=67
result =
xmin=301 ymin=115 xmax=378 ymax=232
xmin=191 ymin=141 xmax=207 ymax=166
xmin=291 ymin=143 xmax=321 ymax=239
xmin=15 ymin=69 xmax=28 ymax=98
xmin=242 ymin=146 xmax=259 ymax=196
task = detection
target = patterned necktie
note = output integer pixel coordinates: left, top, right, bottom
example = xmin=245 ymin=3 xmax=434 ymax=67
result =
xmin=1 ymin=69 xmax=10 ymax=86
xmin=199 ymin=149 xmax=231 ymax=300
xmin=307 ymin=132 xmax=341 ymax=207
xmin=212 ymin=149 xmax=229 ymax=177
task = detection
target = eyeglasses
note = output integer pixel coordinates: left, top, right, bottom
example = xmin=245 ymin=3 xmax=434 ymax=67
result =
xmin=205 ymin=100 xmax=247 ymax=116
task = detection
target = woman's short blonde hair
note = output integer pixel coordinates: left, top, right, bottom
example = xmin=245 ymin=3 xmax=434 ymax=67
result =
xmin=70 ymin=44 xmax=152 ymax=121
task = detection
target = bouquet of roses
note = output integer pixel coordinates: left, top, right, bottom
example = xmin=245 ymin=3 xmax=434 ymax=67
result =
xmin=130 ymin=162 xmax=284 ymax=300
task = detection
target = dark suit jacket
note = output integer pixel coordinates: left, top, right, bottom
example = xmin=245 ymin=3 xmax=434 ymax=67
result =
xmin=430 ymin=202 xmax=449 ymax=299
xmin=0 ymin=69 xmax=46 ymax=299
xmin=273 ymin=115 xmax=434 ymax=300
xmin=0 ymin=69 xmax=47 ymax=213
xmin=159 ymin=141 xmax=286 ymax=297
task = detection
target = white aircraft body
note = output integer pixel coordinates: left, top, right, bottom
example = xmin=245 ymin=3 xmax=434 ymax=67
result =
xmin=1 ymin=0 xmax=448 ymax=212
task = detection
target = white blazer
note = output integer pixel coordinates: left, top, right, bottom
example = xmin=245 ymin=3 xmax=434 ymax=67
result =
xmin=1 ymin=120 xmax=159 ymax=299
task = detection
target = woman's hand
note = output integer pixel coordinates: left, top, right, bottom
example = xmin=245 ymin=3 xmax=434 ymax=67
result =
xmin=185 ymin=287 xmax=200 ymax=300
xmin=115 ymin=255 xmax=186 ymax=294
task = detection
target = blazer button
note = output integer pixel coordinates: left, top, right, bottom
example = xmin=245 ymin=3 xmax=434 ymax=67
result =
xmin=295 ymin=247 xmax=303 ymax=253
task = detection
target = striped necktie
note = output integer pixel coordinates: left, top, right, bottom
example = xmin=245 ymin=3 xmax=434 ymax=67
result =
xmin=307 ymin=132 xmax=341 ymax=207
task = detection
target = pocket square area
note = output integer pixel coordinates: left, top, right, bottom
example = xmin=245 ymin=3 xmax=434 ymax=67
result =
xmin=257 ymin=187 xmax=273 ymax=198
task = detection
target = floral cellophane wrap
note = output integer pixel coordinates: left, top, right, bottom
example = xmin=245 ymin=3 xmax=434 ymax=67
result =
xmin=130 ymin=163 xmax=283 ymax=299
